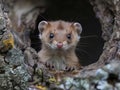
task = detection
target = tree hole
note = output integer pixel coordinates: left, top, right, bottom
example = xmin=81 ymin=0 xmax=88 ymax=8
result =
xmin=30 ymin=0 xmax=105 ymax=66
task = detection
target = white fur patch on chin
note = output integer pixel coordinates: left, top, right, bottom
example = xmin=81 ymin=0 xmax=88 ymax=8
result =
xmin=77 ymin=36 xmax=80 ymax=40
xmin=39 ymin=34 xmax=42 ymax=39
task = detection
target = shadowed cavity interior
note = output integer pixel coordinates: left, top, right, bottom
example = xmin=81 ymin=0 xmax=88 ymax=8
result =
xmin=30 ymin=0 xmax=104 ymax=66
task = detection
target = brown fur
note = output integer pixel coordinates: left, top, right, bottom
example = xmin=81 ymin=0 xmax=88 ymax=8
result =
xmin=38 ymin=20 xmax=82 ymax=71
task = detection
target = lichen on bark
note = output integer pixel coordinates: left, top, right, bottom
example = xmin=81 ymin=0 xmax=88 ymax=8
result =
xmin=1 ymin=0 xmax=120 ymax=90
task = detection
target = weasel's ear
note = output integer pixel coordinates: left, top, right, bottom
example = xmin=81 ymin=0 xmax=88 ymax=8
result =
xmin=73 ymin=22 xmax=82 ymax=35
xmin=38 ymin=21 xmax=48 ymax=34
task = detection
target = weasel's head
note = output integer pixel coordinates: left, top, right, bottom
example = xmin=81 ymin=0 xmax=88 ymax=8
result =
xmin=38 ymin=20 xmax=82 ymax=50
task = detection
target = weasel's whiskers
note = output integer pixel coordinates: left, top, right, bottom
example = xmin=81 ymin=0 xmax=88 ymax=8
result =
xmin=81 ymin=35 xmax=98 ymax=39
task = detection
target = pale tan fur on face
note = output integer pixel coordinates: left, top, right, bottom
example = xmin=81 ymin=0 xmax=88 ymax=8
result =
xmin=38 ymin=20 xmax=82 ymax=70
xmin=39 ymin=20 xmax=81 ymax=50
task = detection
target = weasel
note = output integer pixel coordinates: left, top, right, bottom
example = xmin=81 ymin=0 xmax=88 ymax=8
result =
xmin=38 ymin=20 xmax=82 ymax=71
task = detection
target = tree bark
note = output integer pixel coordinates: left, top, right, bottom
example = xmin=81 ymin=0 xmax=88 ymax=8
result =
xmin=78 ymin=0 xmax=120 ymax=77
xmin=1 ymin=0 xmax=120 ymax=89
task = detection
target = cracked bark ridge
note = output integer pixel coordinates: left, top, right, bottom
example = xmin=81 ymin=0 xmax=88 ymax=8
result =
xmin=0 ymin=4 xmax=31 ymax=90
xmin=78 ymin=0 xmax=120 ymax=77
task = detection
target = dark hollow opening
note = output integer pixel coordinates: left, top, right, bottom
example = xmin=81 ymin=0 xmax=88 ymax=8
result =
xmin=30 ymin=0 xmax=105 ymax=66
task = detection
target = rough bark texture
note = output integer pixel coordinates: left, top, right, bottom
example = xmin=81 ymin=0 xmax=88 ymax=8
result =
xmin=0 ymin=0 xmax=120 ymax=90
xmin=79 ymin=0 xmax=120 ymax=77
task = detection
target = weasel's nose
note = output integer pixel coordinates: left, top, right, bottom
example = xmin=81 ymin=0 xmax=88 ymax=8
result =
xmin=57 ymin=42 xmax=63 ymax=48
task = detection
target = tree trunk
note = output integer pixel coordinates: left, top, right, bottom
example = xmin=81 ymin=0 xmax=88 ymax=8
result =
xmin=79 ymin=0 xmax=120 ymax=77
xmin=0 ymin=0 xmax=120 ymax=90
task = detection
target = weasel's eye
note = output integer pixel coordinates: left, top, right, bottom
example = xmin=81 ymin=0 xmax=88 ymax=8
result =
xmin=67 ymin=34 xmax=71 ymax=39
xmin=49 ymin=33 xmax=54 ymax=39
